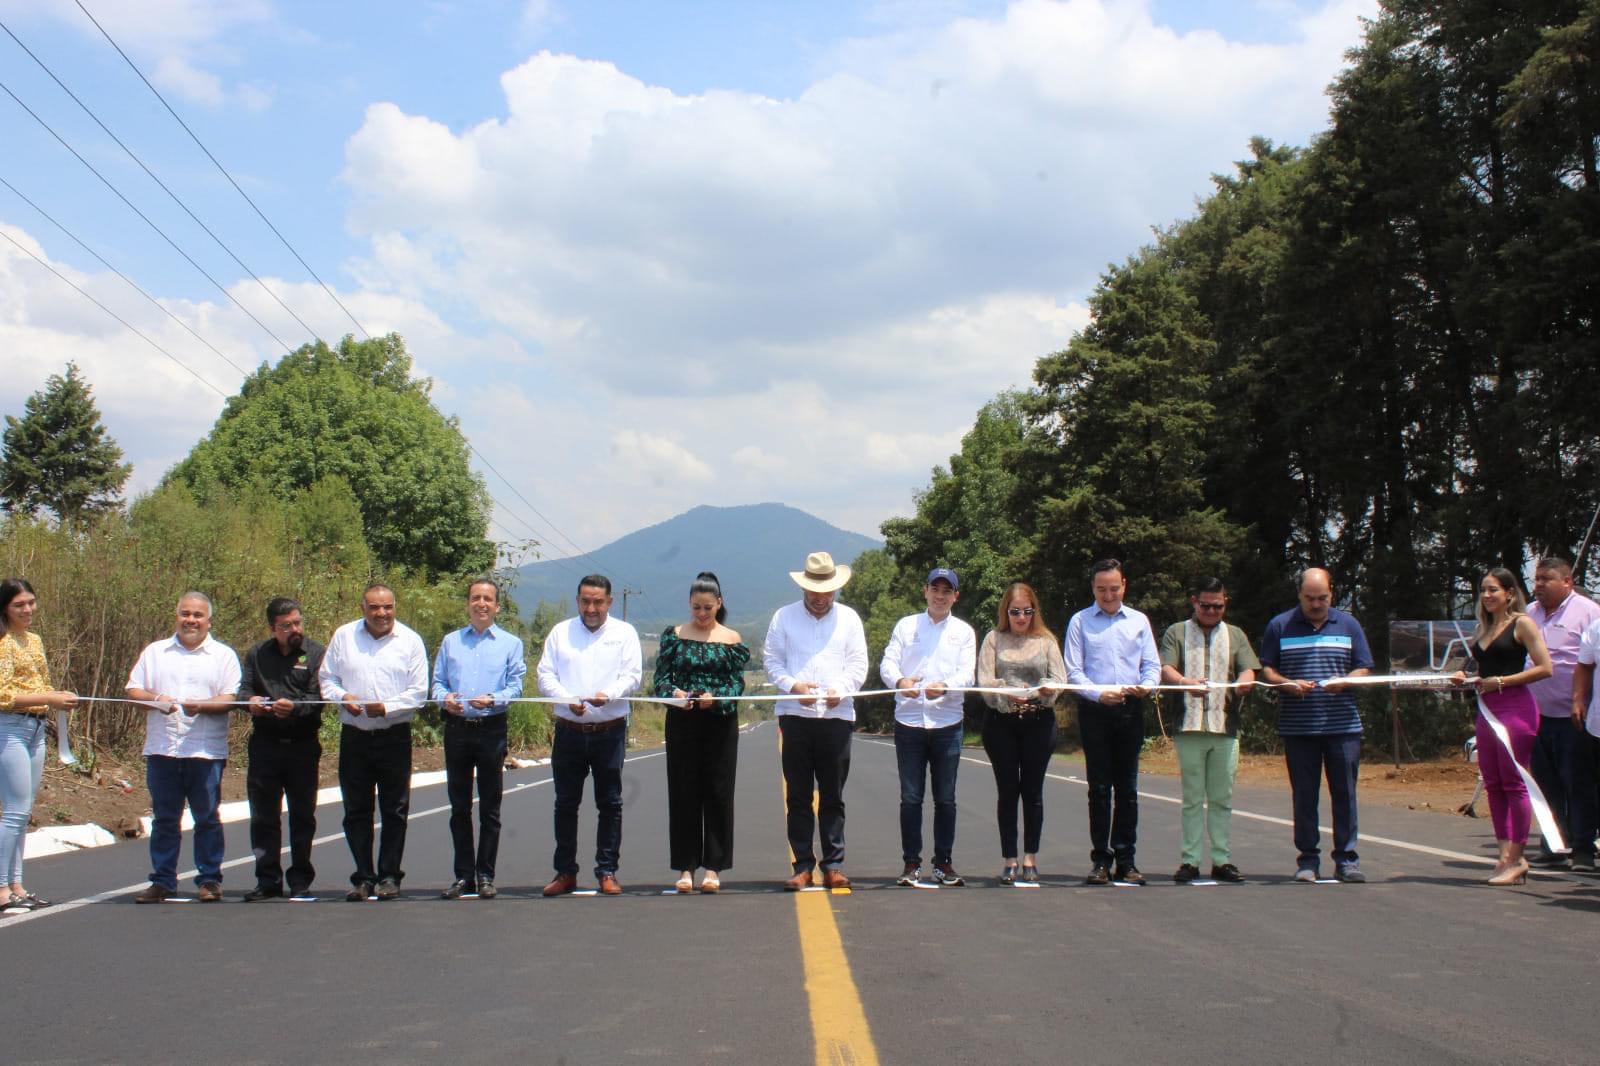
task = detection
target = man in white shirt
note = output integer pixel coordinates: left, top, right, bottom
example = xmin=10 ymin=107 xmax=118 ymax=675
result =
xmin=881 ymin=568 xmax=976 ymax=887
xmin=536 ymin=575 xmax=642 ymax=897
xmin=1527 ymin=557 xmax=1600 ymax=866
xmin=126 ymin=592 xmax=242 ymax=904
xmin=1568 ymin=616 xmax=1600 ymax=871
xmin=318 ymin=583 xmax=429 ymax=901
xmin=763 ymin=551 xmax=868 ymax=891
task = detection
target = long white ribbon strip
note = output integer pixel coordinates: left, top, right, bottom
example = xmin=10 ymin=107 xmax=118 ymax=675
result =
xmin=1475 ymin=693 xmax=1564 ymax=851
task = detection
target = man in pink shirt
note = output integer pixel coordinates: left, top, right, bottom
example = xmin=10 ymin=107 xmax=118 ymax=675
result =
xmin=1527 ymin=557 xmax=1600 ymax=866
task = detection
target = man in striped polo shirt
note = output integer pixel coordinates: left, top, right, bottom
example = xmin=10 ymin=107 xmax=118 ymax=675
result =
xmin=1259 ymin=567 xmax=1374 ymax=883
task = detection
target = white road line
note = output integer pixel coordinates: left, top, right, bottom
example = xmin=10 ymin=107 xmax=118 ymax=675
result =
xmin=863 ymin=738 xmax=1503 ymax=869
xmin=2 ymin=749 xmax=668 ymax=930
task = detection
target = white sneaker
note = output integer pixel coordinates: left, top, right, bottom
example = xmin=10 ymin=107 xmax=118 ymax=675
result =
xmin=1294 ymin=866 xmax=1318 ymax=883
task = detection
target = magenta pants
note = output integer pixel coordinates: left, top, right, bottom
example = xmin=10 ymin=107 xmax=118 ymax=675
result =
xmin=1476 ymin=687 xmax=1539 ymax=843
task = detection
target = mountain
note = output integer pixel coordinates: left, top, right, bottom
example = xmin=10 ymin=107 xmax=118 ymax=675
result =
xmin=509 ymin=503 xmax=883 ymax=631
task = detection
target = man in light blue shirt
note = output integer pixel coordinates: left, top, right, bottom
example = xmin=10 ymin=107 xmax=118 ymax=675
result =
xmin=432 ymin=577 xmax=527 ymax=899
xmin=1064 ymin=559 xmax=1160 ymax=885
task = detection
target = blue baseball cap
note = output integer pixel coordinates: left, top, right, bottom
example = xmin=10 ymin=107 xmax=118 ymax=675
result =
xmin=926 ymin=567 xmax=959 ymax=590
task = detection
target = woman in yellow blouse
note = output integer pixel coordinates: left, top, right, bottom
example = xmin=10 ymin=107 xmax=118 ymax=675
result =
xmin=0 ymin=578 xmax=78 ymax=913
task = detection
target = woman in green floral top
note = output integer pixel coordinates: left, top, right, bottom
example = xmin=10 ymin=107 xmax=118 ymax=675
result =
xmin=653 ymin=572 xmax=750 ymax=894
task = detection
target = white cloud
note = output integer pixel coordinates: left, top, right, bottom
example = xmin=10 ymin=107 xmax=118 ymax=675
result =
xmin=3 ymin=1 xmax=1379 ymax=551
xmin=610 ymin=430 xmax=716 ymax=488
xmin=0 ymin=0 xmax=276 ymax=108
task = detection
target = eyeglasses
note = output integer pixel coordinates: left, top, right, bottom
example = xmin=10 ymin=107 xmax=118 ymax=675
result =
xmin=1007 ymin=607 xmax=1035 ymax=617
xmin=1195 ymin=602 xmax=1226 ymax=611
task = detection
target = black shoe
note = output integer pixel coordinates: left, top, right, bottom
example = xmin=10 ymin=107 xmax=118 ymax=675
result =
xmin=242 ymin=885 xmax=283 ymax=902
xmin=1114 ymin=865 xmax=1146 ymax=886
xmin=1018 ymin=863 xmax=1040 ymax=883
xmin=477 ymin=878 xmax=497 ymax=899
xmin=346 ymin=881 xmax=375 ymax=902
xmin=440 ymin=879 xmax=475 ymax=900
xmin=1529 ymin=852 xmax=1570 ymax=869
xmin=998 ymin=863 xmax=1018 ymax=886
xmin=1569 ymin=855 xmax=1597 ymax=874
xmin=287 ymin=885 xmax=313 ymax=899
xmin=1173 ymin=863 xmax=1201 ymax=883
xmin=1084 ymin=864 xmax=1111 ymax=886
xmin=375 ymin=878 xmax=401 ymax=900
xmin=1211 ymin=863 xmax=1246 ymax=883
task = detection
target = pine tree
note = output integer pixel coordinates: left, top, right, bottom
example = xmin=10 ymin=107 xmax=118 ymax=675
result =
xmin=1 ymin=363 xmax=132 ymax=522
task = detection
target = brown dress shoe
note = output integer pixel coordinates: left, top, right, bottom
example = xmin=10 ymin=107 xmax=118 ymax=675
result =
xmin=133 ymin=883 xmax=172 ymax=904
xmin=543 ymin=872 xmax=578 ymax=897
xmin=783 ymin=870 xmax=814 ymax=891
xmin=196 ymin=882 xmax=223 ymax=902
xmin=598 ymin=874 xmax=623 ymax=895
xmin=822 ymin=869 xmax=851 ymax=890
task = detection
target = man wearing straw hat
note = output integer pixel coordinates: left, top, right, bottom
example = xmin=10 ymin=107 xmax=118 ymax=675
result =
xmin=763 ymin=551 xmax=868 ymax=890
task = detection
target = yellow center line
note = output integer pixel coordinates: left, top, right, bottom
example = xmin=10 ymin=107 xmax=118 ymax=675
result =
xmin=778 ymin=721 xmax=881 ymax=1066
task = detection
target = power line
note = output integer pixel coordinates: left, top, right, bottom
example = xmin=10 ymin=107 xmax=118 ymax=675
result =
xmin=72 ymin=0 xmax=370 ymax=341
xmin=0 ymin=76 xmax=298 ymax=355
xmin=0 ymin=226 xmax=230 ymax=398
xmin=1 ymin=172 xmax=253 ymax=379
xmin=0 ymin=17 xmax=322 ymax=345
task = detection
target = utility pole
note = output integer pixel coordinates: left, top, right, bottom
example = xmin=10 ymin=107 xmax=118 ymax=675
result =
xmin=621 ymin=586 xmax=642 ymax=621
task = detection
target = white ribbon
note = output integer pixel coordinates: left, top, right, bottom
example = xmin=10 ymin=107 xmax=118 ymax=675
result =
xmin=1475 ymin=693 xmax=1564 ymax=851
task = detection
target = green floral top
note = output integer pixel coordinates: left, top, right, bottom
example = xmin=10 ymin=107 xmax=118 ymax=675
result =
xmin=652 ymin=629 xmax=750 ymax=715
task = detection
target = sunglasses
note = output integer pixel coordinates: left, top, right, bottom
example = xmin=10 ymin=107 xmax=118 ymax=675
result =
xmin=1195 ymin=602 xmax=1226 ymax=611
xmin=1007 ymin=607 xmax=1035 ymax=617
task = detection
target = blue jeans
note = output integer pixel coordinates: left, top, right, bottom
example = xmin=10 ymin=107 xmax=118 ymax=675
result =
xmin=146 ymin=754 xmax=226 ymax=889
xmin=551 ymin=720 xmax=627 ymax=878
xmin=895 ymin=721 xmax=962 ymax=865
xmin=1283 ymin=733 xmax=1360 ymax=869
xmin=0 ymin=713 xmax=47 ymax=885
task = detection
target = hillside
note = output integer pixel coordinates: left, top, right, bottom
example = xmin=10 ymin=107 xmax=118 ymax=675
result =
xmin=509 ymin=503 xmax=883 ymax=630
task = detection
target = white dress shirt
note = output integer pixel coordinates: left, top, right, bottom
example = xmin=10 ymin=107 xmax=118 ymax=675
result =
xmin=536 ymin=615 xmax=642 ymax=723
xmin=763 ymin=600 xmax=868 ymax=721
xmin=318 ymin=618 xmax=429 ymax=731
xmin=126 ymin=634 xmax=243 ymax=759
xmin=880 ymin=611 xmax=976 ymax=729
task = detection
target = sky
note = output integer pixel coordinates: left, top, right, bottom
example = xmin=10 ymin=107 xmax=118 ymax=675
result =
xmin=0 ymin=0 xmax=1379 ymax=558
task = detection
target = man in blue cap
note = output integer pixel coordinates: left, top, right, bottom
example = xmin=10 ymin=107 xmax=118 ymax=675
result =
xmin=880 ymin=568 xmax=977 ymax=886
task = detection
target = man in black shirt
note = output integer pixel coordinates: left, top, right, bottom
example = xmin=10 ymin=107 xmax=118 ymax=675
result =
xmin=239 ymin=597 xmax=326 ymax=900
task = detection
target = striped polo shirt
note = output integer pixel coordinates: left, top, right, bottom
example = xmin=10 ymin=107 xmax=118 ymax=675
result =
xmin=1258 ymin=607 xmax=1374 ymax=736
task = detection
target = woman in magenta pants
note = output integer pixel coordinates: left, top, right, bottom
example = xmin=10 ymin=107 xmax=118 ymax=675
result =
xmin=1454 ymin=568 xmax=1552 ymax=885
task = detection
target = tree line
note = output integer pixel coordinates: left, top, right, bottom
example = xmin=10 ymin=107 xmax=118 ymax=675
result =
xmin=845 ymin=1 xmax=1599 ymax=755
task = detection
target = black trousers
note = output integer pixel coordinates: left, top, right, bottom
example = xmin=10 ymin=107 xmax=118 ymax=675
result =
xmin=665 ymin=708 xmax=739 ymax=871
xmin=1078 ymin=698 xmax=1146 ymax=867
xmin=779 ymin=716 xmax=851 ymax=873
xmin=981 ymin=709 xmax=1058 ymax=857
xmin=246 ymin=732 xmax=320 ymax=892
xmin=444 ymin=716 xmax=508 ymax=882
xmin=339 ymin=722 xmax=411 ymax=885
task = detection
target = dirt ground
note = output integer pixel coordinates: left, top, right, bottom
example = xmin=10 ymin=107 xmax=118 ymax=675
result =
xmin=1137 ymin=737 xmax=1484 ymax=817
xmin=29 ymin=732 xmax=1486 ymax=838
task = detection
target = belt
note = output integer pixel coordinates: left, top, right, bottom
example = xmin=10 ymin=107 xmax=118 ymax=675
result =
xmin=555 ymin=716 xmax=627 ymax=734
xmin=446 ymin=714 xmax=507 ymax=728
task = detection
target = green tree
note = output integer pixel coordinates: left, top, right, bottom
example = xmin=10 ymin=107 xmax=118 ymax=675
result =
xmin=1 ymin=363 xmax=131 ymax=523
xmin=168 ymin=334 xmax=494 ymax=575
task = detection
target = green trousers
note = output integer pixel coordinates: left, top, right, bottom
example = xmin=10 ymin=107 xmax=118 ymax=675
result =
xmin=1175 ymin=732 xmax=1239 ymax=867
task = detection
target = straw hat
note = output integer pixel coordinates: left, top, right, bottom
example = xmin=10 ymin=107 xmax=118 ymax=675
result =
xmin=790 ymin=551 xmax=852 ymax=593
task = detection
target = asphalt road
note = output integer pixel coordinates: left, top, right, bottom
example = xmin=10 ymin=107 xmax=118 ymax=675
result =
xmin=5 ymin=720 xmax=1599 ymax=1065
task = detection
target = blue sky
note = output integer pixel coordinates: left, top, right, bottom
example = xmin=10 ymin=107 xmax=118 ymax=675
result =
xmin=2 ymin=0 xmax=1376 ymax=554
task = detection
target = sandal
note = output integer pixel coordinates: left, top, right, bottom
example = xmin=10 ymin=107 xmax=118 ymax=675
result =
xmin=700 ymin=871 xmax=721 ymax=894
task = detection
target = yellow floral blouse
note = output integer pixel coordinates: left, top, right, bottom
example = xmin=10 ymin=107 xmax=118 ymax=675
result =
xmin=0 ymin=631 xmax=52 ymax=713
